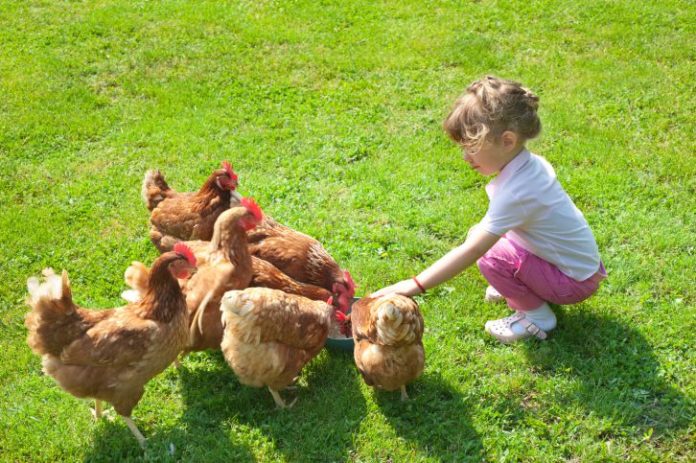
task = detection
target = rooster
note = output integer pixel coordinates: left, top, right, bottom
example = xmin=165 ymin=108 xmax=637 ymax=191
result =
xmin=25 ymin=244 xmax=197 ymax=447
xmin=142 ymin=161 xmax=241 ymax=252
xmin=349 ymin=295 xmax=424 ymax=400
xmin=219 ymin=287 xmax=332 ymax=408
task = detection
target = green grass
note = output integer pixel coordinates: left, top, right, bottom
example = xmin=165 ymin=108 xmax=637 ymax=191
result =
xmin=1 ymin=0 xmax=694 ymax=461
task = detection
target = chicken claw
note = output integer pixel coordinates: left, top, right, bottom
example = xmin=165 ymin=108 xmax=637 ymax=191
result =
xmin=90 ymin=400 xmax=116 ymax=420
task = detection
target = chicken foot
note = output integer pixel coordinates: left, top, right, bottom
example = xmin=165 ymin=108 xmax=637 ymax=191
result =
xmin=91 ymin=400 xmax=103 ymax=419
xmin=122 ymin=416 xmax=147 ymax=448
xmin=268 ymin=387 xmax=298 ymax=409
xmin=91 ymin=400 xmax=117 ymax=421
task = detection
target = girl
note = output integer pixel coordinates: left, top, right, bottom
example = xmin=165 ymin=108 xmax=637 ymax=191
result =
xmin=372 ymin=76 xmax=605 ymax=343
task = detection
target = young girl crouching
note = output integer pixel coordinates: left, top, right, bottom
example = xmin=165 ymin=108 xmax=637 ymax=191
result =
xmin=373 ymin=76 xmax=605 ymax=343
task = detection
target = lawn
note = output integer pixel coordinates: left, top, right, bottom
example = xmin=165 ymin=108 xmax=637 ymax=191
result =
xmin=1 ymin=0 xmax=694 ymax=461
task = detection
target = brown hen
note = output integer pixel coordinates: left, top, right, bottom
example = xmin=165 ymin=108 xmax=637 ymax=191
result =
xmin=219 ymin=287 xmax=332 ymax=408
xmin=142 ymin=161 xmax=241 ymax=252
xmin=25 ymin=244 xmax=197 ymax=447
xmin=183 ymin=198 xmax=263 ymax=352
xmin=350 ymin=295 xmax=425 ymax=400
xmin=247 ymin=216 xmax=356 ymax=312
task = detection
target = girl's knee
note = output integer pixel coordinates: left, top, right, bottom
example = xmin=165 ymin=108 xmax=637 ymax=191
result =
xmin=477 ymin=255 xmax=495 ymax=276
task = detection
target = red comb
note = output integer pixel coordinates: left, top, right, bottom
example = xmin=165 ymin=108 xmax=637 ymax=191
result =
xmin=221 ymin=161 xmax=238 ymax=182
xmin=335 ymin=310 xmax=348 ymax=322
xmin=240 ymin=197 xmax=263 ymax=223
xmin=326 ymin=296 xmax=334 ymax=306
xmin=173 ymin=243 xmax=197 ymax=267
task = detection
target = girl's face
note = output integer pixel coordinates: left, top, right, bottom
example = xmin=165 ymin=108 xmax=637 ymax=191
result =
xmin=461 ymin=132 xmax=521 ymax=176
xmin=462 ymin=139 xmax=508 ymax=176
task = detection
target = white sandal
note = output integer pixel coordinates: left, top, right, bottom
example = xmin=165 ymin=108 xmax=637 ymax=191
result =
xmin=485 ymin=312 xmax=548 ymax=343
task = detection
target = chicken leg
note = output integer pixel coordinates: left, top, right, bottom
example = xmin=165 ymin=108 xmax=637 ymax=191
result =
xmin=400 ymin=385 xmax=409 ymax=401
xmin=122 ymin=416 xmax=146 ymax=448
xmin=268 ymin=387 xmax=297 ymax=409
xmin=91 ymin=400 xmax=103 ymax=419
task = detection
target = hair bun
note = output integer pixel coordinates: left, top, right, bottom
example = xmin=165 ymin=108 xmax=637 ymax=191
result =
xmin=444 ymin=75 xmax=542 ymax=143
xmin=522 ymin=87 xmax=539 ymax=110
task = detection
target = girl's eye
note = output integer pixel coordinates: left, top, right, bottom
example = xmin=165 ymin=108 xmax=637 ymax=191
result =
xmin=460 ymin=142 xmax=480 ymax=156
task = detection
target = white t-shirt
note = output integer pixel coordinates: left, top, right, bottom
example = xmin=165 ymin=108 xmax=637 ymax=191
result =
xmin=479 ymin=149 xmax=602 ymax=281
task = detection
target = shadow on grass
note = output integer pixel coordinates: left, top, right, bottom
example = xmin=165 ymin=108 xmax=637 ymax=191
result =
xmin=159 ymin=351 xmax=255 ymax=462
xmin=82 ymin=347 xmax=366 ymax=462
xmin=372 ymin=372 xmax=484 ymax=462
xmin=174 ymin=348 xmax=366 ymax=462
xmin=83 ymin=355 xmax=254 ymax=462
xmin=521 ymin=307 xmax=692 ymax=436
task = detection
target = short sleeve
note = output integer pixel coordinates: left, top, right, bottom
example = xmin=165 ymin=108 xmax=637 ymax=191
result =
xmin=480 ymin=192 xmax=535 ymax=236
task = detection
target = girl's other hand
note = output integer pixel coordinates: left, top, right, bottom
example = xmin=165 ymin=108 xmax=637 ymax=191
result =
xmin=370 ymin=278 xmax=420 ymax=298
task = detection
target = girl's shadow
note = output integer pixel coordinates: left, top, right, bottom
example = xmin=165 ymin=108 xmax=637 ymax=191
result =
xmin=521 ymin=307 xmax=692 ymax=436
xmin=372 ymin=372 xmax=484 ymax=462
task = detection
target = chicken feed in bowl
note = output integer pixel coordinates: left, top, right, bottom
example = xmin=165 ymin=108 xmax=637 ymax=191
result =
xmin=324 ymin=297 xmax=358 ymax=351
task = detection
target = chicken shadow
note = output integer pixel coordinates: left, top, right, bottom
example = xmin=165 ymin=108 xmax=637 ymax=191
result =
xmin=518 ymin=307 xmax=692 ymax=437
xmin=372 ymin=372 xmax=485 ymax=462
xmin=82 ymin=357 xmax=254 ymax=462
xmin=175 ymin=348 xmax=368 ymax=462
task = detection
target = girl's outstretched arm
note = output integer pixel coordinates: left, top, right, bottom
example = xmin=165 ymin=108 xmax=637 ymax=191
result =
xmin=371 ymin=227 xmax=500 ymax=297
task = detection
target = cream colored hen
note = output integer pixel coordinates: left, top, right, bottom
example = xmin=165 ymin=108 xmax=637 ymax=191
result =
xmin=219 ymin=287 xmax=332 ymax=408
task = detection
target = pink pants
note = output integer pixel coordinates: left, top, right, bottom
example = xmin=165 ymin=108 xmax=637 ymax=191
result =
xmin=477 ymin=237 xmax=606 ymax=311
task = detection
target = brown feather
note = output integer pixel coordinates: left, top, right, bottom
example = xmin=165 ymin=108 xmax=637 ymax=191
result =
xmin=180 ymin=206 xmax=255 ymax=352
xmin=220 ymin=288 xmax=331 ymax=392
xmin=350 ymin=295 xmax=425 ymax=394
xmin=249 ymin=256 xmax=332 ymax=301
xmin=247 ymin=217 xmax=345 ymax=291
xmin=25 ymin=251 xmax=192 ymax=417
xmin=144 ymin=167 xmax=240 ymax=252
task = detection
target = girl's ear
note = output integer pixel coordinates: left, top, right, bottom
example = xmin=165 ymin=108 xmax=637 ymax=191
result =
xmin=501 ymin=130 xmax=518 ymax=149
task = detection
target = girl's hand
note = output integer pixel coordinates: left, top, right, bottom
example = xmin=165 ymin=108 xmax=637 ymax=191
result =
xmin=370 ymin=278 xmax=421 ymax=298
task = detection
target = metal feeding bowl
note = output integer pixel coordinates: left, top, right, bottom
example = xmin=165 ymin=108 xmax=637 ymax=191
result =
xmin=324 ymin=297 xmax=359 ymax=352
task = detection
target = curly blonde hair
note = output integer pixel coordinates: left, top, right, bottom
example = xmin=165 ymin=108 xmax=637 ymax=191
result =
xmin=443 ymin=76 xmax=541 ymax=151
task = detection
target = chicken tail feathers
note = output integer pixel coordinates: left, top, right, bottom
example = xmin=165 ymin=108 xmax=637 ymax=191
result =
xmin=124 ymin=261 xmax=149 ymax=292
xmin=25 ymin=269 xmax=78 ymax=355
xmin=374 ymin=297 xmax=423 ymax=347
xmin=142 ymin=169 xmax=171 ymax=211
xmin=26 ymin=268 xmax=73 ymax=312
xmin=121 ymin=261 xmax=148 ymax=302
